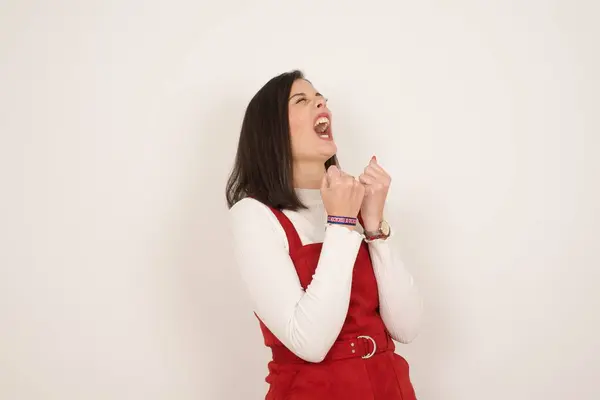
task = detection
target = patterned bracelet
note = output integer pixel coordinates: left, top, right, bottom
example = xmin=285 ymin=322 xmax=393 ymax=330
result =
xmin=327 ymin=215 xmax=358 ymax=226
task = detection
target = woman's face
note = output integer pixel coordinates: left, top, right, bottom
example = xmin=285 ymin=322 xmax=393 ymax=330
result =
xmin=288 ymin=79 xmax=336 ymax=163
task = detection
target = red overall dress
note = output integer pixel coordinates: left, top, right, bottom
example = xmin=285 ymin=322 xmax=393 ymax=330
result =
xmin=258 ymin=205 xmax=417 ymax=400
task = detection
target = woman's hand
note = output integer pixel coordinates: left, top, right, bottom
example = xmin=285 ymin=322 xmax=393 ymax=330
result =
xmin=321 ymin=165 xmax=365 ymax=229
xmin=358 ymin=156 xmax=391 ymax=232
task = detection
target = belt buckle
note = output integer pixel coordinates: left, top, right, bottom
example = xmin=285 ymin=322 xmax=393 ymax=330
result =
xmin=357 ymin=335 xmax=377 ymax=359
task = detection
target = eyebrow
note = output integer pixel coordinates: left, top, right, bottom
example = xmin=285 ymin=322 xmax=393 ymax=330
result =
xmin=289 ymin=92 xmax=324 ymax=101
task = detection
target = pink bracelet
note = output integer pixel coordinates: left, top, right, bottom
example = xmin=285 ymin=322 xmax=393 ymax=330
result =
xmin=327 ymin=215 xmax=358 ymax=226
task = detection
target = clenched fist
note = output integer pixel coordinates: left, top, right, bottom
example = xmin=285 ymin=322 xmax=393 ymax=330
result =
xmin=320 ymin=165 xmax=365 ymax=229
xmin=358 ymin=156 xmax=391 ymax=232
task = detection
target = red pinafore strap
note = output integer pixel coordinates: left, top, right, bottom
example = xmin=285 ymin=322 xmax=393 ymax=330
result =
xmin=267 ymin=207 xmax=303 ymax=254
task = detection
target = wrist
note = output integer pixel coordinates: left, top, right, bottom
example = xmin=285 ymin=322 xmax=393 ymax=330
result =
xmin=327 ymin=215 xmax=358 ymax=231
xmin=362 ymin=217 xmax=383 ymax=232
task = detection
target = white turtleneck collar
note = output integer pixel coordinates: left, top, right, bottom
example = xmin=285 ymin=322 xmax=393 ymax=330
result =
xmin=294 ymin=188 xmax=323 ymax=207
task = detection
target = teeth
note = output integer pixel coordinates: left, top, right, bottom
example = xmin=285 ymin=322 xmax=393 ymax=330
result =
xmin=314 ymin=116 xmax=330 ymax=134
xmin=314 ymin=116 xmax=330 ymax=127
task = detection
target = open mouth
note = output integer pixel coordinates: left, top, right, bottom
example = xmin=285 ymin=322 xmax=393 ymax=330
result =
xmin=314 ymin=115 xmax=332 ymax=139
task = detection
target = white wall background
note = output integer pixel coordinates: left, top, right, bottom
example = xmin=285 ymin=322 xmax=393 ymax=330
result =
xmin=1 ymin=1 xmax=599 ymax=399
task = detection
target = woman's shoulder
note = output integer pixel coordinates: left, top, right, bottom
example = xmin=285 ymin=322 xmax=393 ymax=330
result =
xmin=229 ymin=197 xmax=288 ymax=246
xmin=229 ymin=197 xmax=280 ymax=228
xmin=230 ymin=196 xmax=271 ymax=216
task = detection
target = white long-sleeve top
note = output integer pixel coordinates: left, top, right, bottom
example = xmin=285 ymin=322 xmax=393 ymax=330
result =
xmin=229 ymin=188 xmax=423 ymax=363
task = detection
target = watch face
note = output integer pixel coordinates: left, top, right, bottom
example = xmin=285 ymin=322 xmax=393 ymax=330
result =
xmin=381 ymin=220 xmax=390 ymax=235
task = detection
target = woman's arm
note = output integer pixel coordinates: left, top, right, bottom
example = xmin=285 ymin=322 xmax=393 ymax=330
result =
xmin=229 ymin=198 xmax=363 ymax=363
xmin=366 ymin=229 xmax=423 ymax=343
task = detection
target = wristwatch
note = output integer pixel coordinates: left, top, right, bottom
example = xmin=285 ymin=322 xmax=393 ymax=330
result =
xmin=364 ymin=220 xmax=391 ymax=241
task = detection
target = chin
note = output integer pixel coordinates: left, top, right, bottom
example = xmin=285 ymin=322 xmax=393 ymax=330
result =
xmin=321 ymin=154 xmax=336 ymax=163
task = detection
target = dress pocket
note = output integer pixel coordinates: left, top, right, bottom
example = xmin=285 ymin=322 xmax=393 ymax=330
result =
xmin=288 ymin=365 xmax=332 ymax=396
xmin=265 ymin=363 xmax=300 ymax=400
xmin=266 ymin=363 xmax=333 ymax=399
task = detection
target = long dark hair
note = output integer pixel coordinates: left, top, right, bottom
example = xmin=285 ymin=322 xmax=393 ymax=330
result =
xmin=225 ymin=70 xmax=338 ymax=210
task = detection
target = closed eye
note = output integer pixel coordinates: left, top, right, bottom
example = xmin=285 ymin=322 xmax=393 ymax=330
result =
xmin=289 ymin=92 xmax=327 ymax=104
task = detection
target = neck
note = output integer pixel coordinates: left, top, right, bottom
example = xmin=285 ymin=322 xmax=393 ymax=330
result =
xmin=293 ymin=161 xmax=325 ymax=189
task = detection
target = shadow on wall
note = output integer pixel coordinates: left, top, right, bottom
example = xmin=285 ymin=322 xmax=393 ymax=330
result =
xmin=390 ymin=189 xmax=465 ymax=399
xmin=157 ymin=98 xmax=269 ymax=399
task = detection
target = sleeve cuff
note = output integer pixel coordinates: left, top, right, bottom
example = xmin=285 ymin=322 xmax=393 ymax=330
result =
xmin=364 ymin=224 xmax=395 ymax=244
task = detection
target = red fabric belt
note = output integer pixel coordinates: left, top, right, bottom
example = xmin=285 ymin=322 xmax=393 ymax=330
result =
xmin=271 ymin=332 xmax=394 ymax=364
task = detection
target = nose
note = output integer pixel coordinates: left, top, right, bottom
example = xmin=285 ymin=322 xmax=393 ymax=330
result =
xmin=316 ymin=97 xmax=326 ymax=109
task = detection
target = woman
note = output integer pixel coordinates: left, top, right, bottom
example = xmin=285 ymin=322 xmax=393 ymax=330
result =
xmin=226 ymin=70 xmax=423 ymax=399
